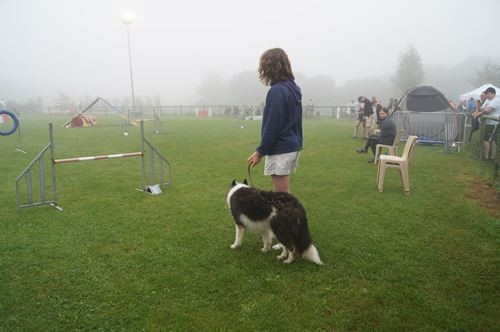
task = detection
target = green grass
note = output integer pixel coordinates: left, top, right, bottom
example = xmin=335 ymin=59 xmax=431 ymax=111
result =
xmin=0 ymin=115 xmax=498 ymax=331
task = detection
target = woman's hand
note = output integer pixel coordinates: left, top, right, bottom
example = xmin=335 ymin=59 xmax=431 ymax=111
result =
xmin=247 ymin=151 xmax=262 ymax=167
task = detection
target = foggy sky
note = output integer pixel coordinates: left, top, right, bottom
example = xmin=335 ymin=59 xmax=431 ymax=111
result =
xmin=1 ymin=0 xmax=499 ymax=104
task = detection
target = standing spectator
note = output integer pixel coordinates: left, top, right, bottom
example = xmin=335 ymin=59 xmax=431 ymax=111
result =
xmin=469 ymin=92 xmax=488 ymax=141
xmin=358 ymin=96 xmax=373 ymax=138
xmin=392 ymin=97 xmax=400 ymax=113
xmin=346 ymin=99 xmax=357 ymax=119
xmin=457 ymin=100 xmax=467 ymax=113
xmin=471 ymin=92 xmax=488 ymax=118
xmin=474 ymin=87 xmax=500 ymax=161
xmin=467 ymin=97 xmax=476 ymax=113
xmin=247 ymin=48 xmax=303 ymax=193
xmin=448 ymin=100 xmax=457 ymax=112
xmin=365 ymin=96 xmax=377 ymax=136
xmin=353 ymin=98 xmax=366 ymax=138
xmin=372 ymin=96 xmax=379 ymax=114
xmin=387 ymin=98 xmax=395 ymax=113
xmin=356 ymin=107 xmax=397 ymax=163
xmin=371 ymin=97 xmax=386 ymax=127
xmin=374 ymin=103 xmax=384 ymax=129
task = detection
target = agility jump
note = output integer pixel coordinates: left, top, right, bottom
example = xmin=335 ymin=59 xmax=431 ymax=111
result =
xmin=15 ymin=121 xmax=172 ymax=211
xmin=62 ymin=97 xmax=164 ymax=135
xmin=62 ymin=97 xmax=130 ymax=128
xmin=54 ymin=152 xmax=143 ymax=164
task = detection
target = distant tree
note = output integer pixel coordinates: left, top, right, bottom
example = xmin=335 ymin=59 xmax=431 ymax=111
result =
xmin=25 ymin=99 xmax=38 ymax=113
xmin=334 ymin=76 xmax=394 ymax=105
xmin=468 ymin=61 xmax=500 ymax=87
xmin=228 ymin=70 xmax=267 ymax=104
xmin=110 ymin=98 xmax=121 ymax=107
xmin=121 ymin=96 xmax=131 ymax=107
xmin=36 ymin=97 xmax=43 ymax=112
xmin=6 ymin=100 xmax=18 ymax=112
xmin=196 ymin=71 xmax=228 ymax=104
xmin=393 ymin=44 xmax=425 ymax=94
xmin=144 ymin=96 xmax=153 ymax=107
xmin=55 ymin=92 xmax=74 ymax=113
xmin=301 ymin=75 xmax=336 ymax=104
xmin=79 ymin=95 xmax=94 ymax=110
xmin=135 ymin=97 xmax=143 ymax=107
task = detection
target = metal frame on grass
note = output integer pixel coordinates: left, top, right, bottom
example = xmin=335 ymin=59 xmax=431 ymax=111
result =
xmin=15 ymin=121 xmax=172 ymax=211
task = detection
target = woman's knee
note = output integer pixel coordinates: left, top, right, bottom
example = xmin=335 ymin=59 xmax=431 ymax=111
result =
xmin=271 ymin=175 xmax=290 ymax=193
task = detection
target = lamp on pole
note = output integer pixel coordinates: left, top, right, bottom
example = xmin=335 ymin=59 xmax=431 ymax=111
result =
xmin=122 ymin=12 xmax=136 ymax=130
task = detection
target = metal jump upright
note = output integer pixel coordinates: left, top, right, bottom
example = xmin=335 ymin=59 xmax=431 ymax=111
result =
xmin=15 ymin=121 xmax=172 ymax=211
xmin=14 ymin=127 xmax=59 ymax=210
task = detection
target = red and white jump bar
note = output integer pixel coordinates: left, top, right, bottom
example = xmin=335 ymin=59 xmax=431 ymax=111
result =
xmin=54 ymin=152 xmax=143 ymax=164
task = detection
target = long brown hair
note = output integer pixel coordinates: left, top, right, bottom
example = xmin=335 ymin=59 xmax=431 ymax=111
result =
xmin=258 ymin=48 xmax=295 ymax=86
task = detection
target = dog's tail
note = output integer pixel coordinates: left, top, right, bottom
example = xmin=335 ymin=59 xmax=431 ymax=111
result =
xmin=302 ymin=244 xmax=323 ymax=265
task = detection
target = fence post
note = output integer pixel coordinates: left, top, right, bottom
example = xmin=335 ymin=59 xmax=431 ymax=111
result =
xmin=444 ymin=112 xmax=450 ymax=153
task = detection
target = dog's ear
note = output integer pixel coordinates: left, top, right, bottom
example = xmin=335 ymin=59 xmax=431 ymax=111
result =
xmin=231 ymin=179 xmax=237 ymax=187
xmin=243 ymin=179 xmax=248 ymax=185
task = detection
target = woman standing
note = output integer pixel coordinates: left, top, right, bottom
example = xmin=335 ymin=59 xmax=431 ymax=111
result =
xmin=247 ymin=48 xmax=303 ymax=193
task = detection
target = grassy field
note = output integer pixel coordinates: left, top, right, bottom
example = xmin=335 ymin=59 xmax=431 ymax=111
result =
xmin=0 ymin=115 xmax=498 ymax=331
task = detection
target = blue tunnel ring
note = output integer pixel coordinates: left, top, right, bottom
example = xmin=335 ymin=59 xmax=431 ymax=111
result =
xmin=0 ymin=110 xmax=19 ymax=136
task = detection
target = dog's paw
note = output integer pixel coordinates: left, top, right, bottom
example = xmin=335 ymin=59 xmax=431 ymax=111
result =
xmin=230 ymin=244 xmax=240 ymax=249
xmin=283 ymin=253 xmax=294 ymax=264
xmin=261 ymin=246 xmax=270 ymax=253
xmin=277 ymin=250 xmax=288 ymax=260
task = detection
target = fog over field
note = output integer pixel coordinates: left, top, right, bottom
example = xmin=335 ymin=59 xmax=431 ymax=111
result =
xmin=1 ymin=0 xmax=499 ymax=106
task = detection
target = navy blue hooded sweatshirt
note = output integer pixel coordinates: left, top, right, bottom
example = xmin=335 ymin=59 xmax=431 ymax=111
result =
xmin=256 ymin=80 xmax=303 ymax=156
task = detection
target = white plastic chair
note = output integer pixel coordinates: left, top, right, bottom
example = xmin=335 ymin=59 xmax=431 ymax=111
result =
xmin=374 ymin=129 xmax=405 ymax=164
xmin=376 ymin=135 xmax=418 ymax=194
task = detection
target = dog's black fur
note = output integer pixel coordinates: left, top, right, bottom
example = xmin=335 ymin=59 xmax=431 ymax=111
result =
xmin=227 ymin=180 xmax=322 ymax=264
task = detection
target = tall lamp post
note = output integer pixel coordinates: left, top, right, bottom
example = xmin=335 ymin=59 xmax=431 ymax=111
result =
xmin=122 ymin=12 xmax=136 ymax=131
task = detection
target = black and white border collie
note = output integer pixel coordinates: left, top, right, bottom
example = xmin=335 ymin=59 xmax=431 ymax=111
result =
xmin=226 ymin=180 xmax=323 ymax=265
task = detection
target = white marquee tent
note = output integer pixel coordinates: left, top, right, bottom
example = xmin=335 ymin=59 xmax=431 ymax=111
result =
xmin=460 ymin=83 xmax=500 ymax=101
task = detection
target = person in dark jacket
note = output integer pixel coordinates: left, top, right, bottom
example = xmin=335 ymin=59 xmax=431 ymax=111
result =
xmin=356 ymin=107 xmax=396 ymax=163
xmin=247 ymin=48 xmax=303 ymax=193
xmin=358 ymin=96 xmax=373 ymax=138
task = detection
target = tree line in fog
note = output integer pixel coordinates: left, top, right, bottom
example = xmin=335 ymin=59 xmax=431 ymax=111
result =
xmin=4 ymin=46 xmax=500 ymax=113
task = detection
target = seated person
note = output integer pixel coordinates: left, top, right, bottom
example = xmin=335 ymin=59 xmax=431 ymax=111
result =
xmin=356 ymin=108 xmax=397 ymax=163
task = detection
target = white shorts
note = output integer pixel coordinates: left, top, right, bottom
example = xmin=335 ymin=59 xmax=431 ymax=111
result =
xmin=365 ymin=115 xmax=373 ymax=128
xmin=264 ymin=151 xmax=300 ymax=176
